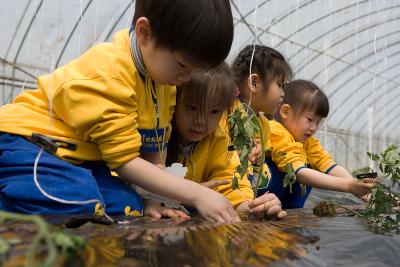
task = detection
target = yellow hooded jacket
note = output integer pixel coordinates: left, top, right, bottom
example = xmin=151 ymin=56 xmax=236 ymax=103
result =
xmin=0 ymin=29 xmax=176 ymax=169
xmin=270 ymin=120 xmax=336 ymax=173
xmin=179 ymin=126 xmax=254 ymax=209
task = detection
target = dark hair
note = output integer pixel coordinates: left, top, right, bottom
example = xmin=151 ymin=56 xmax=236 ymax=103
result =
xmin=133 ymin=0 xmax=234 ymax=68
xmin=231 ymin=45 xmax=292 ymax=98
xmin=279 ymin=79 xmax=329 ymax=118
xmin=176 ymin=62 xmax=235 ymax=112
xmin=166 ymin=63 xmax=235 ymax=166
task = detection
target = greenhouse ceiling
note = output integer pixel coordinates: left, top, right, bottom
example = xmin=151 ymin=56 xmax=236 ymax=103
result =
xmin=0 ymin=0 xmax=399 ymax=142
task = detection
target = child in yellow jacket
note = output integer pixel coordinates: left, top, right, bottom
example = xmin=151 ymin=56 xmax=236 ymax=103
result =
xmin=230 ymin=45 xmax=293 ymax=195
xmin=0 ymin=0 xmax=240 ymax=222
xmin=166 ymin=63 xmax=287 ymax=219
xmin=267 ymin=80 xmax=377 ymax=208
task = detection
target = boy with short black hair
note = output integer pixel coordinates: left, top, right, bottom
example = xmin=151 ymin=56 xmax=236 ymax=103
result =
xmin=0 ymin=0 xmax=238 ymax=223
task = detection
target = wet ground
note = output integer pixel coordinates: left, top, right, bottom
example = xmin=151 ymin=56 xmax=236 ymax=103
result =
xmin=1 ymin=189 xmax=400 ymax=266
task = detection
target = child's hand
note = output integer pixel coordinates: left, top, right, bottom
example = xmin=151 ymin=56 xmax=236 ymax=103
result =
xmin=200 ymin=179 xmax=230 ymax=189
xmin=249 ymin=138 xmax=262 ymax=166
xmin=193 ymin=188 xmax=241 ymax=223
xmin=246 ymin=192 xmax=287 ymax=219
xmin=349 ymin=178 xmax=378 ymax=198
xmin=144 ymin=199 xmax=190 ymax=219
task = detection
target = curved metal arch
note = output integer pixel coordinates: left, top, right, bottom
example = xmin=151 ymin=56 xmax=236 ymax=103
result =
xmin=104 ymin=1 xmax=135 ymax=42
xmin=287 ymin=4 xmax=400 ymax=64
xmin=344 ymin=58 xmax=400 ymax=131
xmin=372 ymin=80 xmax=400 ymax=132
xmin=10 ymin=0 xmax=43 ymax=94
xmin=324 ymin=38 xmax=400 ymax=107
xmin=256 ymin=0 xmax=318 ymax=35
xmin=232 ymin=0 xmax=269 ymax=26
xmin=337 ymin=73 xmax=396 ymax=133
xmin=384 ymin=109 xmax=400 ymax=140
xmin=362 ymin=69 xmax=400 ymax=133
xmin=4 ymin=1 xmax=31 ymax=60
xmin=331 ymin=63 xmax=399 ymax=131
xmin=310 ymin=29 xmax=400 ymax=81
xmin=328 ymin=132 xmax=365 ymax=168
xmin=11 ymin=0 xmax=44 ymax=64
xmin=294 ymin=16 xmax=400 ymax=103
xmin=338 ymin=55 xmax=400 ymax=132
xmin=231 ymin=0 xmax=264 ymax=44
xmin=334 ymin=59 xmax=400 ymax=131
xmin=293 ymin=8 xmax=400 ymax=73
xmin=55 ymin=0 xmax=94 ymax=68
xmin=232 ymin=0 xmax=318 ymax=46
xmin=275 ymin=0 xmax=370 ymax=48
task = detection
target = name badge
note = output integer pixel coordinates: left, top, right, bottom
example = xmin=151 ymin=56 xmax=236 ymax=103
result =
xmin=138 ymin=128 xmax=168 ymax=153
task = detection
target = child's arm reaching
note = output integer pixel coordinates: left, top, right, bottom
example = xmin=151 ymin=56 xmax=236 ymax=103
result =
xmin=116 ymin=157 xmax=240 ymax=223
xmin=326 ymin=165 xmax=355 ymax=179
xmin=296 ymin=168 xmax=376 ymax=199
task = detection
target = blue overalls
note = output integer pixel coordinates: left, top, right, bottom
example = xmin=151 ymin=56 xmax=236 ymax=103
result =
xmin=0 ymin=133 xmax=143 ymax=215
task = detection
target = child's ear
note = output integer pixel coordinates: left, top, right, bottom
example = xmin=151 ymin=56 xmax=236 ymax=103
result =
xmin=135 ymin=17 xmax=152 ymax=45
xmin=248 ymin=74 xmax=261 ymax=94
xmin=279 ymin=104 xmax=291 ymax=119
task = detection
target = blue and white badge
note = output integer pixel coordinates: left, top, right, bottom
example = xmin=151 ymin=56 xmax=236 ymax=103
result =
xmin=138 ymin=128 xmax=168 ymax=153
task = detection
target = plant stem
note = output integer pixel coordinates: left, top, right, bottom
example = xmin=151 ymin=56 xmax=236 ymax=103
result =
xmin=241 ymin=103 xmax=266 ymax=199
xmin=0 ymin=211 xmax=57 ymax=267
xmin=333 ymin=203 xmax=364 ymax=217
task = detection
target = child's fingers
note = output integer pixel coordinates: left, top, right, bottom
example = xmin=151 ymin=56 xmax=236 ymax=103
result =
xmin=221 ymin=209 xmax=240 ymax=223
xmin=212 ymin=214 xmax=227 ymax=223
xmin=229 ymin=208 xmax=241 ymax=222
xmin=200 ymin=180 xmax=230 ymax=189
xmin=172 ymin=209 xmax=190 ymax=219
xmin=264 ymin=205 xmax=283 ymax=216
xmin=276 ymin=210 xmax=287 ymax=219
xmin=161 ymin=207 xmax=190 ymax=219
xmin=249 ymin=198 xmax=281 ymax=214
xmin=248 ymin=192 xmax=276 ymax=209
xmin=360 ymin=193 xmax=371 ymax=202
xmin=360 ymin=177 xmax=380 ymax=184
xmin=146 ymin=208 xmax=162 ymax=219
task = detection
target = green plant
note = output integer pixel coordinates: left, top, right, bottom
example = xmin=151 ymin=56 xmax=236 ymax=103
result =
xmin=363 ymin=145 xmax=400 ymax=233
xmin=228 ymin=103 xmax=268 ymax=196
xmin=313 ymin=145 xmax=400 ymax=233
xmin=276 ymin=151 xmax=296 ymax=193
xmin=0 ymin=211 xmax=86 ymax=266
xmin=368 ymin=144 xmax=400 ymax=186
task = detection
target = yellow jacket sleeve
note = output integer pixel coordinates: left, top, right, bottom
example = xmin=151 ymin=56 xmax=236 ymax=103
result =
xmin=0 ymin=29 xmax=175 ymax=169
xmin=304 ymin=137 xmax=336 ymax=173
xmin=270 ymin=121 xmax=307 ymax=173
xmin=52 ymin=76 xmax=141 ymax=169
xmin=258 ymin=115 xmax=272 ymax=151
xmin=205 ymin=129 xmax=254 ymax=209
xmin=186 ymin=126 xmax=254 ymax=209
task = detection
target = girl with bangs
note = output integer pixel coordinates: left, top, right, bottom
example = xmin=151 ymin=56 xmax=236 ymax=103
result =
xmin=230 ymin=45 xmax=293 ymax=200
xmin=166 ymin=63 xmax=287 ymax=220
xmin=266 ymin=80 xmax=377 ymax=209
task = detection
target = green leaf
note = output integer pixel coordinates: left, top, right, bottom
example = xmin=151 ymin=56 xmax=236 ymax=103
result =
xmin=231 ymin=175 xmax=239 ymax=190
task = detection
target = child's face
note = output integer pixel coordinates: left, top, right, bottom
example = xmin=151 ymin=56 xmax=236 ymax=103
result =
xmin=283 ymin=109 xmax=322 ymax=144
xmin=251 ymin=78 xmax=284 ymax=115
xmin=175 ymin=100 xmax=224 ymax=146
xmin=263 ymin=79 xmax=284 ymax=114
xmin=141 ymin=39 xmax=201 ymax=86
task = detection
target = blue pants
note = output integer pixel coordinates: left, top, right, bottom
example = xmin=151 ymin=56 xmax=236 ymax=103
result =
xmin=0 ymin=133 xmax=143 ymax=215
xmin=257 ymin=158 xmax=312 ymax=209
